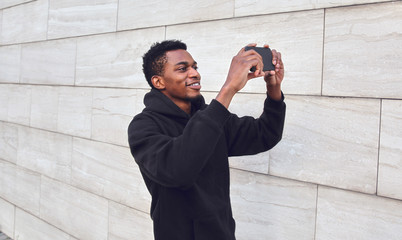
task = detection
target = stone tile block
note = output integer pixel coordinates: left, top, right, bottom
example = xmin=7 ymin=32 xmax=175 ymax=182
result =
xmin=21 ymin=39 xmax=76 ymax=85
xmin=117 ymin=0 xmax=233 ymax=31
xmin=230 ymin=169 xmax=317 ymax=240
xmin=323 ymin=2 xmax=402 ymax=98
xmin=0 ymin=45 xmax=21 ymax=83
xmin=57 ymin=87 xmax=92 ymax=138
xmin=109 ymin=201 xmax=153 ymax=240
xmin=270 ymin=95 xmax=380 ymax=194
xmin=48 ymin=0 xmax=118 ymax=39
xmin=0 ymin=160 xmax=41 ymax=216
xmin=0 ymin=10 xmax=2 ymax=43
xmin=378 ymin=100 xmax=402 ymax=200
xmin=40 ymin=176 xmax=108 ymax=240
xmin=1 ymin=0 xmax=48 ymax=44
xmin=235 ymin=0 xmax=394 ymax=17
xmin=316 ymin=186 xmax=402 ymax=240
xmin=14 ymin=209 xmax=70 ymax=240
xmin=17 ymin=126 xmax=72 ymax=183
xmin=230 ymin=152 xmax=270 ymax=174
xmin=72 ymin=138 xmax=150 ymax=212
xmin=30 ymin=86 xmax=59 ymax=131
xmin=0 ymin=85 xmax=8 ymax=121
xmin=91 ymin=88 xmax=139 ymax=146
xmin=76 ymin=28 xmax=165 ymax=88
xmin=0 ymin=197 xmax=14 ymax=239
xmin=0 ymin=122 xmax=19 ymax=164
xmin=0 ymin=0 xmax=34 ymax=9
xmin=7 ymin=84 xmax=31 ymax=126
xmin=166 ymin=10 xmax=324 ymax=95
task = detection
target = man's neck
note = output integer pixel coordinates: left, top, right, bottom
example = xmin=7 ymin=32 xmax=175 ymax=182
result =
xmin=160 ymin=91 xmax=192 ymax=115
xmin=176 ymin=101 xmax=191 ymax=115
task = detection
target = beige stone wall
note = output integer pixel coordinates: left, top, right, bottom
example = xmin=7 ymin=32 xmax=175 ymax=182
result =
xmin=1 ymin=0 xmax=402 ymax=239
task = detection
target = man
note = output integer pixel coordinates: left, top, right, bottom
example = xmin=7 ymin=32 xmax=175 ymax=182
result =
xmin=128 ymin=40 xmax=286 ymax=240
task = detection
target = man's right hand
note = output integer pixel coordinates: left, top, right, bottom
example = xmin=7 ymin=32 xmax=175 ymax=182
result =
xmin=216 ymin=43 xmax=265 ymax=109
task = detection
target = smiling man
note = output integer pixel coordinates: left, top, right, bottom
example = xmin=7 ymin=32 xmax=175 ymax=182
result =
xmin=148 ymin=45 xmax=202 ymax=114
xmin=128 ymin=40 xmax=286 ymax=240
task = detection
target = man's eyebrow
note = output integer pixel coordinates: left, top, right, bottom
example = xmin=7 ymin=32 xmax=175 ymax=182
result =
xmin=175 ymin=61 xmax=197 ymax=66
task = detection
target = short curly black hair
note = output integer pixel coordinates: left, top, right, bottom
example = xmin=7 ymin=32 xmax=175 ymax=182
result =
xmin=142 ymin=40 xmax=187 ymax=89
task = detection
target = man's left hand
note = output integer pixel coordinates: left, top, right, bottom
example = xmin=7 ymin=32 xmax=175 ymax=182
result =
xmin=263 ymin=45 xmax=284 ymax=101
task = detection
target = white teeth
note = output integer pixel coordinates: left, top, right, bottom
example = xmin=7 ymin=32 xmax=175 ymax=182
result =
xmin=190 ymin=83 xmax=200 ymax=86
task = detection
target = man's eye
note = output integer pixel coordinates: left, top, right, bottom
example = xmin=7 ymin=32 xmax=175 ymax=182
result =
xmin=193 ymin=66 xmax=198 ymax=71
xmin=178 ymin=67 xmax=187 ymax=71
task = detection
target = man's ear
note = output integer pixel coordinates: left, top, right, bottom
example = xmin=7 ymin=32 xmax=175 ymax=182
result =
xmin=151 ymin=75 xmax=165 ymax=90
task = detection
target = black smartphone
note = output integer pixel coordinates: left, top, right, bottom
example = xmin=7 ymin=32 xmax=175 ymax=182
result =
xmin=244 ymin=46 xmax=275 ymax=72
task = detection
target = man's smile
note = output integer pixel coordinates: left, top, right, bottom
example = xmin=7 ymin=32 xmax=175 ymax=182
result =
xmin=186 ymin=82 xmax=201 ymax=89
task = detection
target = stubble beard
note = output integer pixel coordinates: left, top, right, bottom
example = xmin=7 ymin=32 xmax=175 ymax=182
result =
xmin=185 ymin=93 xmax=203 ymax=103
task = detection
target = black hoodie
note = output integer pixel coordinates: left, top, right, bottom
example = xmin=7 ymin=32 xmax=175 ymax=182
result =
xmin=128 ymin=89 xmax=286 ymax=240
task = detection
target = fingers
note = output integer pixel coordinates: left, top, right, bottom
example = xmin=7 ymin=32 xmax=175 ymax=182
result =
xmin=236 ymin=44 xmax=284 ymax=79
xmin=245 ymin=51 xmax=264 ymax=76
xmin=271 ymin=49 xmax=279 ymax=66
xmin=239 ymin=44 xmax=264 ymax=76
xmin=271 ymin=49 xmax=283 ymax=72
xmin=238 ymin=43 xmax=257 ymax=55
xmin=264 ymin=48 xmax=284 ymax=85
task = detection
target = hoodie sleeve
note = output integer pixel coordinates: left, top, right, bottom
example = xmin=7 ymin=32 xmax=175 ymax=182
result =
xmin=128 ymin=100 xmax=231 ymax=189
xmin=225 ymin=93 xmax=286 ymax=156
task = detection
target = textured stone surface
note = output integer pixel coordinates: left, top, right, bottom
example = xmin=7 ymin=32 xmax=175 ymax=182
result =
xmin=0 ymin=122 xmax=18 ymax=164
xmin=235 ymin=0 xmax=395 ymax=17
xmin=0 ymin=45 xmax=21 ymax=83
xmin=108 ymin=202 xmax=153 ymax=240
xmin=378 ymin=100 xmax=402 ymax=200
xmin=316 ymin=186 xmax=402 ymax=240
xmin=40 ymin=177 xmax=108 ymax=240
xmin=0 ymin=160 xmax=41 ymax=216
xmin=0 ymin=0 xmax=34 ymax=9
xmin=21 ymin=39 xmax=76 ymax=85
xmin=323 ymin=2 xmax=402 ymax=98
xmin=30 ymin=86 xmax=59 ymax=131
xmin=76 ymin=28 xmax=164 ymax=88
xmin=270 ymin=95 xmax=380 ymax=194
xmin=17 ymin=126 xmax=72 ymax=183
xmin=15 ymin=209 xmax=70 ymax=240
xmin=48 ymin=0 xmax=118 ymax=39
xmin=118 ymin=0 xmax=233 ymax=30
xmin=0 ymin=86 xmax=7 ymax=122
xmin=0 ymin=231 xmax=13 ymax=240
xmin=0 ymin=11 xmax=2 ymax=44
xmin=91 ymin=88 xmax=138 ymax=146
xmin=5 ymin=85 xmax=31 ymax=126
xmin=57 ymin=87 xmax=93 ymax=138
xmin=1 ymin=0 xmax=48 ymax=44
xmin=72 ymin=138 xmax=150 ymax=211
xmin=231 ymin=169 xmax=317 ymax=240
xmin=0 ymin=198 xmax=14 ymax=239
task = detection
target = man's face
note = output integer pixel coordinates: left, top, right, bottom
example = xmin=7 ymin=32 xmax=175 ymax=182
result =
xmin=157 ymin=49 xmax=201 ymax=107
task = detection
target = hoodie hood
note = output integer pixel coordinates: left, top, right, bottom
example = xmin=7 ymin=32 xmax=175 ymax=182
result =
xmin=143 ymin=89 xmax=206 ymax=120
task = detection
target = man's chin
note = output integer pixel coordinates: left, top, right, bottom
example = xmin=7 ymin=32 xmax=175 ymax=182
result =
xmin=186 ymin=93 xmax=203 ymax=102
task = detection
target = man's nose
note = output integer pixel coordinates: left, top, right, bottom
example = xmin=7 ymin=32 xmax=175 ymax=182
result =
xmin=189 ymin=67 xmax=200 ymax=79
